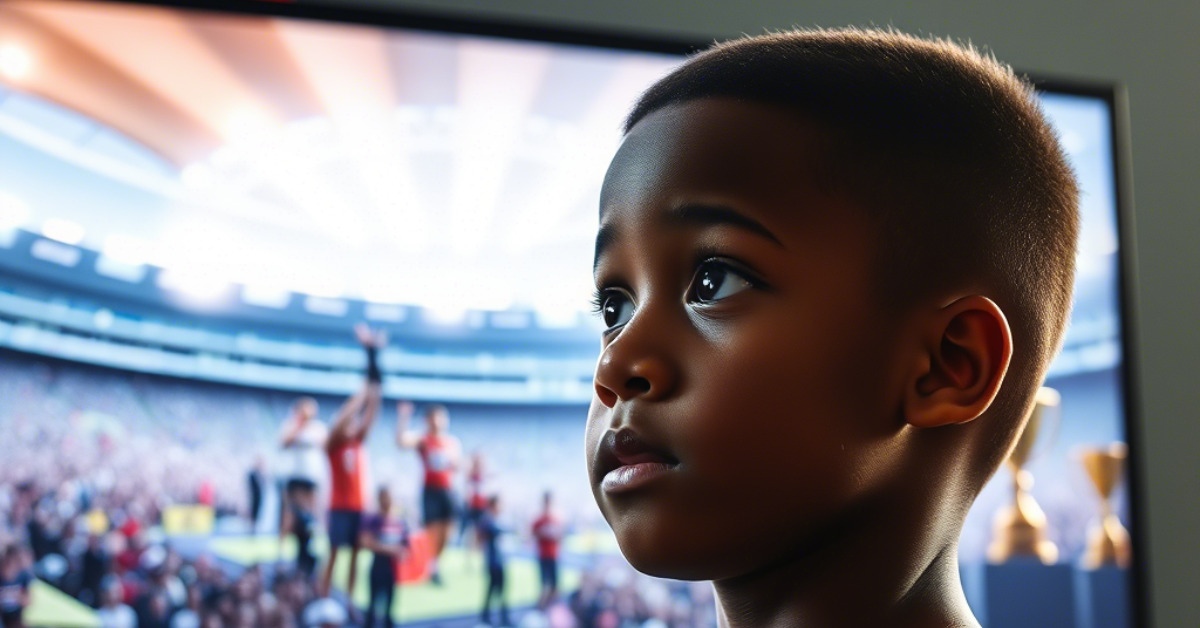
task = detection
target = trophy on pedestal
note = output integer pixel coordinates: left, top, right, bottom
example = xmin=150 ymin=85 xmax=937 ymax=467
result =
xmin=987 ymin=386 xmax=1060 ymax=564
xmin=1078 ymin=442 xmax=1132 ymax=569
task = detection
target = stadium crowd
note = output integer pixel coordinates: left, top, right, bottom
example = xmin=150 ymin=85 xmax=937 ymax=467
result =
xmin=0 ymin=351 xmax=720 ymax=627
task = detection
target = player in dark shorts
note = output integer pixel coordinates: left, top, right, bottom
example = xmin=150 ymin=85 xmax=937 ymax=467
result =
xmin=319 ymin=325 xmax=385 ymax=600
xmin=531 ymin=490 xmax=565 ymax=609
xmin=395 ymin=401 xmax=461 ymax=585
xmin=358 ymin=485 xmax=409 ymax=628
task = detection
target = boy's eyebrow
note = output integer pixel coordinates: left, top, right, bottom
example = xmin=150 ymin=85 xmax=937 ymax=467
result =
xmin=594 ymin=223 xmax=619 ymax=271
xmin=593 ymin=203 xmax=785 ymax=271
xmin=665 ymin=203 xmax=785 ymax=248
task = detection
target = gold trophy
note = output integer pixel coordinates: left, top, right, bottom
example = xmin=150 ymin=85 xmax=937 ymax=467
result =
xmin=987 ymin=386 xmax=1060 ymax=564
xmin=1078 ymin=442 xmax=1132 ymax=568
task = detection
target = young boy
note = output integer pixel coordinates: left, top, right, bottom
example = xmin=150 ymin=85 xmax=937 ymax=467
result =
xmin=585 ymin=28 xmax=1078 ymax=628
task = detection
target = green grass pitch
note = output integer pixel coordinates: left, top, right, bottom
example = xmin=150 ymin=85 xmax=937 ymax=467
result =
xmin=210 ymin=535 xmax=582 ymax=622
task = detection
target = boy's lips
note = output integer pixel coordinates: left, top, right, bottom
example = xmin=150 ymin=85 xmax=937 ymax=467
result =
xmin=592 ymin=427 xmax=680 ymax=494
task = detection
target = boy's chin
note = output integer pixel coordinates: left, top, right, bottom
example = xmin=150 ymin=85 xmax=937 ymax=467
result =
xmin=612 ymin=522 xmax=740 ymax=582
xmin=619 ymin=543 xmax=711 ymax=581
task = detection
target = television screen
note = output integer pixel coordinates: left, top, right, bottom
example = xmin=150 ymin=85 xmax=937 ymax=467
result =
xmin=0 ymin=2 xmax=1140 ymax=627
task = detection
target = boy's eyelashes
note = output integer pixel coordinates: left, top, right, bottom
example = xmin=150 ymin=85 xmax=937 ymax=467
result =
xmin=591 ymin=288 xmax=635 ymax=331
xmin=591 ymin=258 xmax=764 ymax=333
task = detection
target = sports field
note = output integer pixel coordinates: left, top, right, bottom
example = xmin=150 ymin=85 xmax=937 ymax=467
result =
xmin=23 ymin=581 xmax=100 ymax=628
xmin=210 ymin=535 xmax=586 ymax=623
xmin=21 ymin=529 xmax=616 ymax=626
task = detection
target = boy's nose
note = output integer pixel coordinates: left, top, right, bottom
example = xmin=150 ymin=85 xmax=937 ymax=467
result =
xmin=593 ymin=341 xmax=678 ymax=407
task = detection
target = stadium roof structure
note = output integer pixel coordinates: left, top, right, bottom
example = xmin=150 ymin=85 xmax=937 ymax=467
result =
xmin=0 ymin=0 xmax=680 ymax=316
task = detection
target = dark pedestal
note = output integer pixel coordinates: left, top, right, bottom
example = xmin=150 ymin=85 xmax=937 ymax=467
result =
xmin=984 ymin=559 xmax=1077 ymax=628
xmin=1074 ymin=566 xmax=1132 ymax=628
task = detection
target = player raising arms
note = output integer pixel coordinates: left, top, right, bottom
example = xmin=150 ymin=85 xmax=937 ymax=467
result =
xmin=395 ymin=401 xmax=461 ymax=586
xmin=319 ymin=325 xmax=385 ymax=601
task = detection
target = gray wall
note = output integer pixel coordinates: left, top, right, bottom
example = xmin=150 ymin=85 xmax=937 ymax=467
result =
xmin=342 ymin=1 xmax=1198 ymax=625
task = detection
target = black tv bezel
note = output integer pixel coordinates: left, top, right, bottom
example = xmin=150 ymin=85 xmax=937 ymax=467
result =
xmin=55 ymin=1 xmax=1151 ymax=625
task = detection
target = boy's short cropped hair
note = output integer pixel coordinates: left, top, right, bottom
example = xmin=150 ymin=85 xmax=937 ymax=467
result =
xmin=625 ymin=28 xmax=1079 ymax=478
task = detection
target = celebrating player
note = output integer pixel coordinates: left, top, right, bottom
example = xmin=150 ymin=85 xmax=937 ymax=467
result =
xmin=318 ymin=325 xmax=385 ymax=600
xmin=395 ymin=401 xmax=461 ymax=585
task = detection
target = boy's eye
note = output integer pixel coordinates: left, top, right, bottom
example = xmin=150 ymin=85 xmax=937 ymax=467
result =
xmin=691 ymin=260 xmax=754 ymax=303
xmin=599 ymin=291 xmax=635 ymax=330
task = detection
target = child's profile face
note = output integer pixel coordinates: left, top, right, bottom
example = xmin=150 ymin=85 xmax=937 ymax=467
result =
xmin=586 ymin=98 xmax=911 ymax=581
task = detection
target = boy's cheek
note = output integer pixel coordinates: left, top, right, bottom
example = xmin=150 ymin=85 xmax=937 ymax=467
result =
xmin=583 ymin=399 xmax=612 ymax=479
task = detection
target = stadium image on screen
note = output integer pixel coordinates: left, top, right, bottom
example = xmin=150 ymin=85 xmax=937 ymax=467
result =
xmin=0 ymin=2 xmax=1139 ymax=627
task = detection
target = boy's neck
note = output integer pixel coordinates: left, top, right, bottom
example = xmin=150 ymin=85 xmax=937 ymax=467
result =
xmin=711 ymin=493 xmax=978 ymax=628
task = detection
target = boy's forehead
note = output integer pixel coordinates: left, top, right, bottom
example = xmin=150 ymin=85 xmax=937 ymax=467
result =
xmin=599 ymin=98 xmax=835 ymax=229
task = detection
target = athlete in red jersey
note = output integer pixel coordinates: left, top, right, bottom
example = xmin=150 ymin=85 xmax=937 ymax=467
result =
xmin=396 ymin=401 xmax=461 ymax=585
xmin=531 ymin=491 xmax=565 ymax=609
xmin=319 ymin=325 xmax=385 ymax=600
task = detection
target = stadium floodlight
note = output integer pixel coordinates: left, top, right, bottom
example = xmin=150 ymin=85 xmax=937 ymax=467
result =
xmin=96 ymin=234 xmax=151 ymax=282
xmin=241 ymin=284 xmax=292 ymax=309
xmin=364 ymin=302 xmax=407 ymax=322
xmin=297 ymin=277 xmax=344 ymax=300
xmin=29 ymin=238 xmax=81 ymax=267
xmin=1080 ymin=339 xmax=1122 ymax=371
xmin=95 ymin=256 xmax=147 ymax=283
xmin=92 ymin=308 xmax=115 ymax=330
xmin=467 ymin=311 xmax=488 ymax=329
xmin=0 ymin=192 xmax=29 ymax=247
xmin=157 ymin=267 xmax=234 ymax=308
xmin=41 ymin=218 xmax=85 ymax=245
xmin=303 ymin=295 xmax=348 ymax=317
xmin=1075 ymin=230 xmax=1120 ymax=278
xmin=101 ymin=234 xmax=152 ymax=266
xmin=423 ymin=304 xmax=468 ymax=327
xmin=489 ymin=310 xmax=532 ymax=330
xmin=0 ymin=191 xmax=30 ymax=228
xmin=533 ymin=290 xmax=587 ymax=329
xmin=222 ymin=106 xmax=278 ymax=143
xmin=535 ymin=309 xmax=581 ymax=330
xmin=180 ymin=163 xmax=213 ymax=190
xmin=361 ymin=283 xmax=406 ymax=306
xmin=0 ymin=43 xmax=33 ymax=81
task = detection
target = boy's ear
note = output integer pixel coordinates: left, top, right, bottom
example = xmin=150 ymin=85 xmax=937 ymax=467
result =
xmin=904 ymin=295 xmax=1013 ymax=428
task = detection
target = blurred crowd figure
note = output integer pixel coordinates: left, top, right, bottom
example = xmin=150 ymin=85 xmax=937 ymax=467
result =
xmin=565 ymin=562 xmax=719 ymax=628
xmin=511 ymin=560 xmax=717 ymax=628
xmin=532 ymin=491 xmax=564 ymax=611
xmin=0 ymin=474 xmax=319 ymax=628
xmin=278 ymin=397 xmax=326 ymax=580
